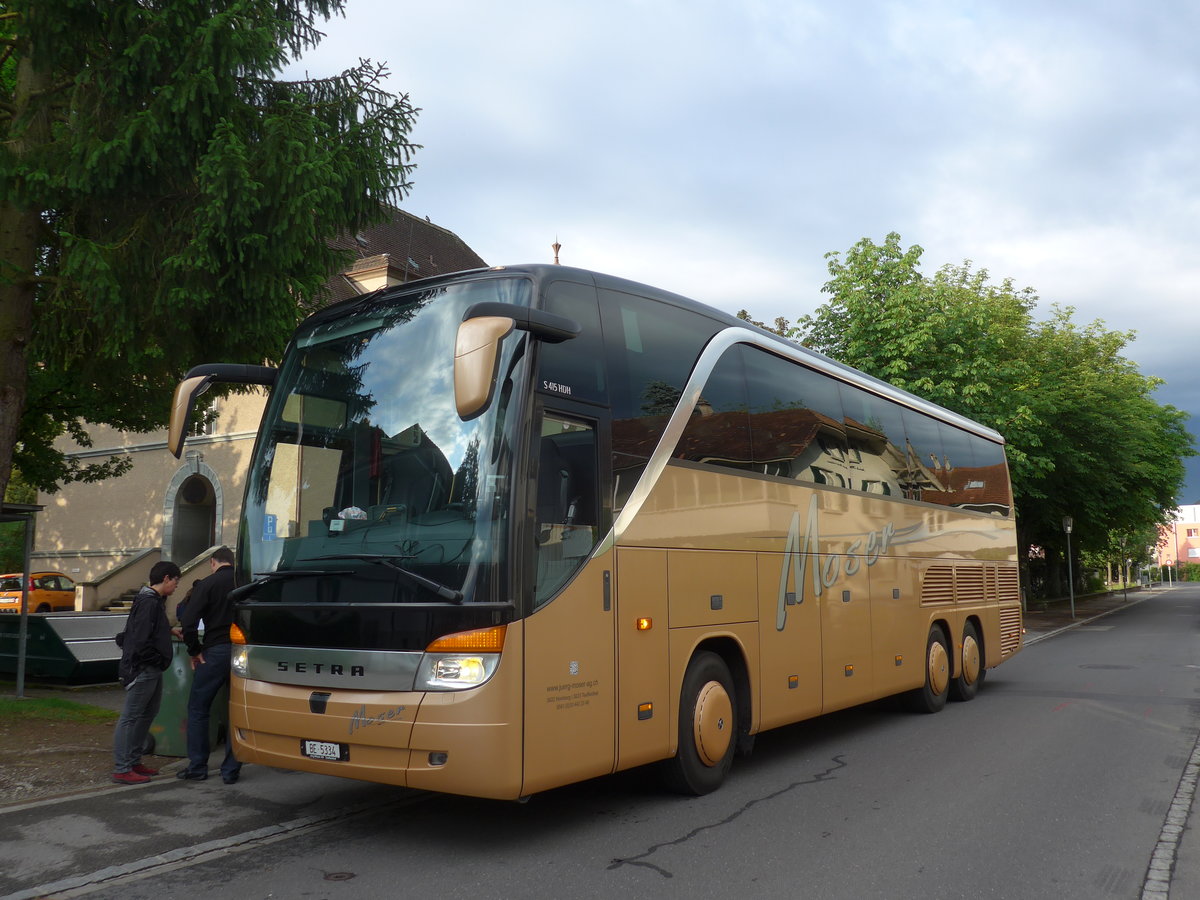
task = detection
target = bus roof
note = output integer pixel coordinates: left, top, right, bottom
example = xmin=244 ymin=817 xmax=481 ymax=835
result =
xmin=301 ymin=263 xmax=1005 ymax=445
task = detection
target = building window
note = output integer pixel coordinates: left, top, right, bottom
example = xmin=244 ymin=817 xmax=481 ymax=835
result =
xmin=1187 ymin=528 xmax=1199 ymax=538
xmin=191 ymin=403 xmax=217 ymax=437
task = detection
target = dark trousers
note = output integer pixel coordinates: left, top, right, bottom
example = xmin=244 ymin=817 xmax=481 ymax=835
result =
xmin=113 ymin=668 xmax=162 ymax=773
xmin=185 ymin=642 xmax=241 ymax=779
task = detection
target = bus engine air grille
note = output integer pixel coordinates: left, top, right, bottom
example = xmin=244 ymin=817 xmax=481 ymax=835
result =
xmin=920 ymin=566 xmax=955 ymax=605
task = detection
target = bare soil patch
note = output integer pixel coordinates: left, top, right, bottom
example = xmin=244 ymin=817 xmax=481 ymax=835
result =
xmin=0 ymin=706 xmax=172 ymax=806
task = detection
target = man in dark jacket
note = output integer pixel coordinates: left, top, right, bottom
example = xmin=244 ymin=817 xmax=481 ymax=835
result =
xmin=112 ymin=560 xmax=180 ymax=785
xmin=177 ymin=546 xmax=242 ymax=783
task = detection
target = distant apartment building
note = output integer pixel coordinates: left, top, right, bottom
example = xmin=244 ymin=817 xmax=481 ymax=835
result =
xmin=1156 ymin=504 xmax=1200 ymax=569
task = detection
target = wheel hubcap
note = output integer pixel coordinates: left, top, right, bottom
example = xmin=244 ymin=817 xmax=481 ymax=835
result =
xmin=693 ymin=680 xmax=733 ymax=767
xmin=961 ymin=634 xmax=980 ymax=686
xmin=928 ymin=640 xmax=949 ymax=696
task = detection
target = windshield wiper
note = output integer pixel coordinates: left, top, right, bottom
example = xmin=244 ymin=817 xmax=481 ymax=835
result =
xmin=230 ymin=569 xmax=352 ymax=603
xmin=311 ymin=554 xmax=464 ymax=603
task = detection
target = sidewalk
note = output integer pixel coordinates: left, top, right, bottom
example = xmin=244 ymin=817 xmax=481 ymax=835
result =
xmin=1021 ymin=584 xmax=1154 ymax=644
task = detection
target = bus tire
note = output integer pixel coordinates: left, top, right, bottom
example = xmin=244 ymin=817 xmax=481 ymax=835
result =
xmin=950 ymin=620 xmax=983 ymax=702
xmin=662 ymin=651 xmax=737 ymax=795
xmin=905 ymin=625 xmax=950 ymax=714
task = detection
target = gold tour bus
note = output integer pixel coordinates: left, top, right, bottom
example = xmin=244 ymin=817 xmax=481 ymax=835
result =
xmin=168 ymin=264 xmax=1022 ymax=800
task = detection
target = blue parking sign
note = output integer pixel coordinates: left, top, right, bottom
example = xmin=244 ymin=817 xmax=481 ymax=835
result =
xmin=263 ymin=514 xmax=277 ymax=541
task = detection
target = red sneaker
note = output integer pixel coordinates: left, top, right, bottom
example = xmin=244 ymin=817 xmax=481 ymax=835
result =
xmin=112 ymin=771 xmax=150 ymax=785
xmin=132 ymin=764 xmax=159 ymax=776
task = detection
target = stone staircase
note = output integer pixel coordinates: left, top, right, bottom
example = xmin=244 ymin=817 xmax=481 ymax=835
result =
xmin=103 ymin=588 xmax=139 ymax=613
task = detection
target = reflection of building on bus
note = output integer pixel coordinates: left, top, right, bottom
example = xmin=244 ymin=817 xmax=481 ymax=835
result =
xmin=167 ymin=264 xmax=1022 ymax=801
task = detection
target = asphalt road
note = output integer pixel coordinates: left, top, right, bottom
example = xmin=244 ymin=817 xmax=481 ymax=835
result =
xmin=3 ymin=586 xmax=1198 ymax=900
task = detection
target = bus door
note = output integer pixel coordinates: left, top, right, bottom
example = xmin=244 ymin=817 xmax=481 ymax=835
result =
xmin=521 ymin=410 xmax=616 ymax=794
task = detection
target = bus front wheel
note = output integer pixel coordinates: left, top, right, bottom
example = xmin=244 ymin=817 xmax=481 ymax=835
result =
xmin=950 ymin=620 xmax=984 ymax=702
xmin=905 ymin=625 xmax=950 ymax=714
xmin=662 ymin=651 xmax=737 ymax=795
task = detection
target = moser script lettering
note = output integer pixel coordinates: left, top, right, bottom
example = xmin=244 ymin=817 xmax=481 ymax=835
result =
xmin=776 ymin=494 xmax=898 ymax=631
xmin=349 ymin=703 xmax=407 ymax=736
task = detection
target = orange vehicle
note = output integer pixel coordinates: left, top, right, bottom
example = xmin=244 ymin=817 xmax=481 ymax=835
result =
xmin=0 ymin=571 xmax=77 ymax=614
xmin=169 ymin=265 xmax=1021 ymax=799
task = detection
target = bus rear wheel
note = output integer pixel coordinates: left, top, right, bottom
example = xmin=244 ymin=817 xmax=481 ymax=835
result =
xmin=950 ymin=620 xmax=984 ymax=702
xmin=905 ymin=625 xmax=950 ymax=714
xmin=662 ymin=651 xmax=737 ymax=795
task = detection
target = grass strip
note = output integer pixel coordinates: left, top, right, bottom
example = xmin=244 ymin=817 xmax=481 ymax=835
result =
xmin=0 ymin=695 xmax=118 ymax=724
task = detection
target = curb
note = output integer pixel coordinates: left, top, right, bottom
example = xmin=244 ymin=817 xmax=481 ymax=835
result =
xmin=1023 ymin=593 xmax=1148 ymax=646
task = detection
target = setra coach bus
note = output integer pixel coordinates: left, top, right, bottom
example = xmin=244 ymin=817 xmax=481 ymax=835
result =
xmin=168 ymin=264 xmax=1022 ymax=799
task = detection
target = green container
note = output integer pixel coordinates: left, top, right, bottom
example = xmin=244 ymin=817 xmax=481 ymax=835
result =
xmin=0 ymin=612 xmax=123 ymax=683
xmin=149 ymin=639 xmax=227 ymax=757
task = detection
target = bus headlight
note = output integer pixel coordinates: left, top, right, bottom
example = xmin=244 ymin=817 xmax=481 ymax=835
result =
xmin=415 ymin=625 xmax=506 ymax=691
xmin=416 ymin=653 xmax=500 ymax=691
xmin=232 ymin=646 xmax=250 ymax=678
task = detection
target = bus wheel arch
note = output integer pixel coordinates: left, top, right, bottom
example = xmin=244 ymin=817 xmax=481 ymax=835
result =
xmin=905 ymin=621 xmax=951 ymax=714
xmin=662 ymin=646 xmax=744 ymax=795
xmin=950 ymin=617 xmax=985 ymax=702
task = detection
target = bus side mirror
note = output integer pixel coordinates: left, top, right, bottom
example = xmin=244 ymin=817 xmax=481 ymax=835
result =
xmin=168 ymin=374 xmax=216 ymax=458
xmin=455 ymin=317 xmax=515 ymax=421
xmin=168 ymin=364 xmax=277 ymax=458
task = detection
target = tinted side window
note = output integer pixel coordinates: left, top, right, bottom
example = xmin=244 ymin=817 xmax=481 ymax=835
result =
xmin=677 ymin=345 xmax=751 ymax=469
xmin=901 ymin=409 xmax=947 ymax=502
xmin=968 ymin=435 xmax=1013 ymax=516
xmin=929 ymin=422 xmax=1013 ymax=516
xmin=537 ymin=280 xmax=607 ymax=405
xmin=839 ymin=382 xmax=906 ymax=496
xmin=601 ymin=289 xmax=721 ymax=463
xmin=743 ymin=347 xmax=848 ymax=487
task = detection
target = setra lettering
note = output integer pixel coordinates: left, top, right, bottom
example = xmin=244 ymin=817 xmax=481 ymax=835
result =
xmin=275 ymin=660 xmax=365 ymax=677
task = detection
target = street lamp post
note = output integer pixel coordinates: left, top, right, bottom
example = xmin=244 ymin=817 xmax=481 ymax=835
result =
xmin=1063 ymin=516 xmax=1075 ymax=619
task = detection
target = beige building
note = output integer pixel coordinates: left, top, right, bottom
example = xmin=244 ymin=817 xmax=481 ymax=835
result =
xmin=32 ymin=208 xmax=486 ymax=609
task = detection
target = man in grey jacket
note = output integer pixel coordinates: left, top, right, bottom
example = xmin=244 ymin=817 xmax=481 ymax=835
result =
xmin=112 ymin=560 xmax=180 ymax=785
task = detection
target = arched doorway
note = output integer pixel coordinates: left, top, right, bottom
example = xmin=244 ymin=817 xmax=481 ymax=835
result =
xmin=173 ymin=475 xmax=215 ymax=563
xmin=164 ymin=457 xmax=224 ymax=564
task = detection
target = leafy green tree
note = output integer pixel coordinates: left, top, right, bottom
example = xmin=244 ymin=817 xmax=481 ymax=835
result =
xmin=1016 ymin=310 xmax=1191 ymax=574
xmin=793 ymin=233 xmax=1194 ymax=599
xmin=0 ymin=468 xmax=33 ymax=571
xmin=0 ymin=0 xmax=418 ymax=501
xmin=735 ymin=309 xmax=793 ymax=337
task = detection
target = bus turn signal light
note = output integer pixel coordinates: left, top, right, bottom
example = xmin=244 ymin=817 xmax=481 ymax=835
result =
xmin=425 ymin=625 xmax=507 ymax=653
xmin=636 ymin=617 xmax=653 ymax=631
xmin=230 ymin=624 xmax=246 ymax=645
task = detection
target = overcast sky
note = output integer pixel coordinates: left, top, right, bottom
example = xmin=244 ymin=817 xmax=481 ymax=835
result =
xmin=290 ymin=0 xmax=1200 ymax=503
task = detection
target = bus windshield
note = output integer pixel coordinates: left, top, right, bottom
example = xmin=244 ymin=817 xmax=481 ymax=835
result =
xmin=239 ymin=276 xmax=532 ymax=607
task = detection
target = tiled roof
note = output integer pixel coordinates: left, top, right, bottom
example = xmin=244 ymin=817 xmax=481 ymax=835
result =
xmin=325 ymin=205 xmax=487 ymax=303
